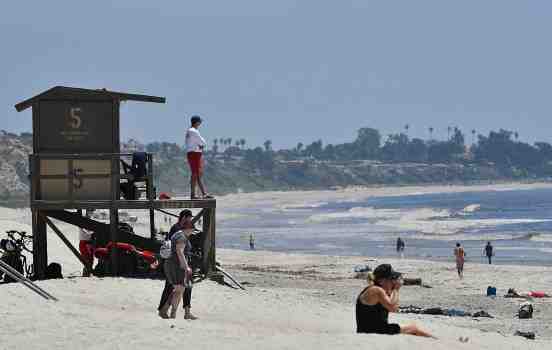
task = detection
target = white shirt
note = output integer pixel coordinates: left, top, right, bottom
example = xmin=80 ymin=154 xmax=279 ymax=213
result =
xmin=79 ymin=228 xmax=93 ymax=241
xmin=185 ymin=127 xmax=207 ymax=153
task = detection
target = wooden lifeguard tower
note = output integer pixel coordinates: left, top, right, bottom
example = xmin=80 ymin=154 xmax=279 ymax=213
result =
xmin=14 ymin=86 xmax=216 ymax=279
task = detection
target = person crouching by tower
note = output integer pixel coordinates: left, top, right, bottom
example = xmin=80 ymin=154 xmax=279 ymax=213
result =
xmin=79 ymin=209 xmax=95 ymax=277
xmin=185 ymin=115 xmax=213 ymax=199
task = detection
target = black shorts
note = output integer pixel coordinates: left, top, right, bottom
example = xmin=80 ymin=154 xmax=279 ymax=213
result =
xmin=359 ymin=323 xmax=401 ymax=335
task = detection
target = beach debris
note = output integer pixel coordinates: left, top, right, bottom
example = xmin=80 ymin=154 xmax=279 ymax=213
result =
xmin=458 ymin=336 xmax=469 ymax=343
xmin=514 ymin=331 xmax=535 ymax=340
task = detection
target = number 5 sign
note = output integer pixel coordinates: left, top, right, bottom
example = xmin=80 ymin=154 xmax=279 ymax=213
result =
xmin=68 ymin=107 xmax=82 ymax=129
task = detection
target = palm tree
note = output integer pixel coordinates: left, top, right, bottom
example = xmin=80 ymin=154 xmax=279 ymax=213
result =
xmin=235 ymin=140 xmax=240 ymax=148
xmin=471 ymin=129 xmax=476 ymax=145
xmin=296 ymin=142 xmax=304 ymax=153
xmin=213 ymin=138 xmax=218 ymax=153
xmin=428 ymin=127 xmax=434 ymax=141
xmin=404 ymin=124 xmax=410 ymax=136
xmin=514 ymin=132 xmax=519 ymax=141
xmin=447 ymin=126 xmax=452 ymax=140
xmin=240 ymin=139 xmax=246 ymax=149
xmin=218 ymin=138 xmax=225 ymax=151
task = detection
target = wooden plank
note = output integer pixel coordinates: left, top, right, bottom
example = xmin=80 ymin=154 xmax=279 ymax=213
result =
xmin=42 ymin=215 xmax=90 ymax=271
xmin=32 ymin=199 xmax=216 ymax=210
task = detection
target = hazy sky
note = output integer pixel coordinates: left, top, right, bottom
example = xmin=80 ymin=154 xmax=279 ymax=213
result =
xmin=1 ymin=1 xmax=551 ymax=149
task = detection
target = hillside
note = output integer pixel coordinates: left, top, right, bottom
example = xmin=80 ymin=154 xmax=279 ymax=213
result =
xmin=1 ymin=131 xmax=539 ymax=205
xmin=0 ymin=131 xmax=32 ymax=201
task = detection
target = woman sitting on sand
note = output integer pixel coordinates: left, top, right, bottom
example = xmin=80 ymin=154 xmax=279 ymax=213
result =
xmin=356 ymin=264 xmax=433 ymax=337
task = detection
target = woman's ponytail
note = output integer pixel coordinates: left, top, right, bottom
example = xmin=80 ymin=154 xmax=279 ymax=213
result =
xmin=367 ymin=272 xmax=375 ymax=286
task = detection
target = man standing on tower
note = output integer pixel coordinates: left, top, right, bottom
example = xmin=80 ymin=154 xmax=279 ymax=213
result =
xmin=185 ymin=115 xmax=213 ymax=199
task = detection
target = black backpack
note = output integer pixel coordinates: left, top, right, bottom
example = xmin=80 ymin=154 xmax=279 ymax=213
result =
xmin=518 ymin=303 xmax=533 ymax=319
xmin=46 ymin=262 xmax=63 ymax=279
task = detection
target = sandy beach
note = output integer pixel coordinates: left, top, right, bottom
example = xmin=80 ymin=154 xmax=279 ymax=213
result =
xmin=1 ymin=248 xmax=551 ymax=349
xmin=2 ymin=183 xmax=552 ymax=349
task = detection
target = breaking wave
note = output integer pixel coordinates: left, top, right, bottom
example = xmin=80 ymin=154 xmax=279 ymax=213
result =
xmin=462 ymin=204 xmax=481 ymax=213
xmin=306 ymin=206 xmax=552 ymax=236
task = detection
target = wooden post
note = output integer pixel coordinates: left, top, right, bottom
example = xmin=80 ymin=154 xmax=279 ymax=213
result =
xmin=202 ymin=208 xmax=216 ymax=274
xmin=110 ymin=154 xmax=119 ymax=276
xmin=109 ymin=208 xmax=118 ymax=276
xmin=32 ymin=209 xmax=47 ymax=280
xmin=147 ymin=154 xmax=155 ymax=239
xmin=149 ymin=209 xmax=155 ymax=239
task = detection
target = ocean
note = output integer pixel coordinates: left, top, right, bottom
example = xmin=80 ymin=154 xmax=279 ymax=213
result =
xmin=218 ymin=188 xmax=552 ymax=266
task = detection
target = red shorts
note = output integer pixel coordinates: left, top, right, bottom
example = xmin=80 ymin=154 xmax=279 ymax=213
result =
xmin=79 ymin=240 xmax=94 ymax=264
xmin=187 ymin=152 xmax=203 ymax=176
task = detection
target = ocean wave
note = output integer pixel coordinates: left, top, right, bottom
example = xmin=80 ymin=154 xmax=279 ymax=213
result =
xmin=280 ymin=202 xmax=329 ymax=211
xmin=307 ymin=207 xmax=407 ymax=223
xmin=462 ymin=204 xmax=481 ymax=213
xmin=411 ymin=232 xmax=545 ymax=241
xmin=306 ymin=205 xmax=552 ymax=236
xmin=218 ymin=213 xmax=255 ymax=221
xmin=529 ymin=234 xmax=552 ymax=242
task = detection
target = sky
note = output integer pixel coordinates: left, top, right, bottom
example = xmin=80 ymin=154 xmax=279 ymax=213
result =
xmin=1 ymin=1 xmax=551 ymax=149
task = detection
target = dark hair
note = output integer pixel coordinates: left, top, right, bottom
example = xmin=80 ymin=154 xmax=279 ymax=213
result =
xmin=179 ymin=209 xmax=193 ymax=221
xmin=191 ymin=115 xmax=202 ymax=125
xmin=456 ymin=242 xmax=461 ymax=247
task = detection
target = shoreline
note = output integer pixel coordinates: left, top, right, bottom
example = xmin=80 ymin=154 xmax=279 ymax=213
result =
xmin=218 ymin=245 xmax=552 ymax=268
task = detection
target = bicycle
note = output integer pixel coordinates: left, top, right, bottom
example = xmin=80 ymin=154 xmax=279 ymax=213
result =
xmin=0 ymin=230 xmax=34 ymax=282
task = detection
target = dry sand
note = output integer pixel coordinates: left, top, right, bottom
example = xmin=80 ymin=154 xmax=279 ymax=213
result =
xmin=1 ymin=247 xmax=551 ymax=349
xmin=2 ymin=183 xmax=552 ymax=349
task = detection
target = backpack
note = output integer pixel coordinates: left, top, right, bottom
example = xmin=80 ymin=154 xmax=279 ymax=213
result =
xmin=486 ymin=286 xmax=497 ymax=296
xmin=159 ymin=239 xmax=172 ymax=259
xmin=518 ymin=303 xmax=533 ymax=319
xmin=46 ymin=262 xmax=63 ymax=279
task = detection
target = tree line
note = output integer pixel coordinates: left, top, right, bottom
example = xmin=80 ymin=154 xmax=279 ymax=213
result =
xmin=141 ymin=126 xmax=552 ymax=176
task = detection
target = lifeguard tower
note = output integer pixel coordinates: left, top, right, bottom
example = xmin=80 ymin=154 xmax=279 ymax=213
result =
xmin=14 ymin=86 xmax=216 ymax=279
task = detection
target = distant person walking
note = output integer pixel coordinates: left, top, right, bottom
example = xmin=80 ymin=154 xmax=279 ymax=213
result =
xmin=484 ymin=242 xmax=494 ymax=264
xmin=185 ymin=115 xmax=213 ymax=200
xmin=396 ymin=237 xmax=405 ymax=258
xmin=249 ymin=234 xmax=255 ymax=250
xmin=454 ymin=242 xmax=466 ymax=279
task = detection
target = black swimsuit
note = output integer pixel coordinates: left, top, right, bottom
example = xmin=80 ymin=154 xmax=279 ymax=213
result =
xmin=356 ymin=286 xmax=401 ymax=335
